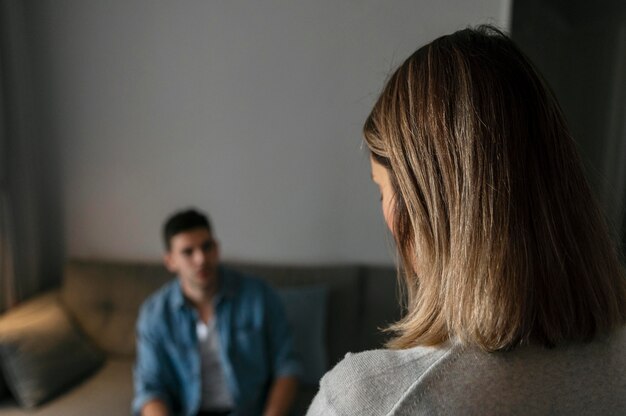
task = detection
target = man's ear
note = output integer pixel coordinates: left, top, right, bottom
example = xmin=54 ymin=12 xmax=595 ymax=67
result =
xmin=163 ymin=252 xmax=177 ymax=273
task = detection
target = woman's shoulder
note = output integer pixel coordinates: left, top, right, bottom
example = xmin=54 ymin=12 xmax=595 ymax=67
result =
xmin=307 ymin=344 xmax=458 ymax=415
xmin=307 ymin=331 xmax=626 ymax=415
xmin=333 ymin=345 xmax=453 ymax=377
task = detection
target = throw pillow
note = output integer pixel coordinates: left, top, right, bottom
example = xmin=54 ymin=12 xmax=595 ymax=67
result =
xmin=277 ymin=285 xmax=328 ymax=385
xmin=0 ymin=292 xmax=105 ymax=408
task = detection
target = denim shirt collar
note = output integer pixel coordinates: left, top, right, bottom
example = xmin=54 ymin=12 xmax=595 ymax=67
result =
xmin=172 ymin=265 xmax=238 ymax=310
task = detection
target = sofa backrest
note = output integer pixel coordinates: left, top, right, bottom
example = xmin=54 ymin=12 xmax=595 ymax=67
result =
xmin=60 ymin=259 xmax=399 ymax=368
xmin=61 ymin=260 xmax=172 ymax=357
xmin=358 ymin=265 xmax=402 ymax=352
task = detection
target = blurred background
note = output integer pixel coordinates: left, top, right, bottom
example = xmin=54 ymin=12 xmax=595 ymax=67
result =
xmin=1 ymin=0 xmax=624 ymax=307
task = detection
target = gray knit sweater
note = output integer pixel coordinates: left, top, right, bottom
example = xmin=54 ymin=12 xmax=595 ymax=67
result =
xmin=306 ymin=327 xmax=626 ymax=415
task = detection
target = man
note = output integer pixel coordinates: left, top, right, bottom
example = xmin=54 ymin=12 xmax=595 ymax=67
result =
xmin=132 ymin=209 xmax=301 ymax=416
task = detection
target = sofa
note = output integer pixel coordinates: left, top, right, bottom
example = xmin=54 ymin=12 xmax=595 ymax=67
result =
xmin=0 ymin=259 xmax=399 ymax=416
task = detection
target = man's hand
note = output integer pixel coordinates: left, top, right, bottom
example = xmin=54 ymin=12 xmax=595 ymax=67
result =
xmin=141 ymin=399 xmax=170 ymax=416
xmin=263 ymin=376 xmax=298 ymax=416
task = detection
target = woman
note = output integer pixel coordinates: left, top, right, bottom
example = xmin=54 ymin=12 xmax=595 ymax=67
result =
xmin=307 ymin=26 xmax=626 ymax=415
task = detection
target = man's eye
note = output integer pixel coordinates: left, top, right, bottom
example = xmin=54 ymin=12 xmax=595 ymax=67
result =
xmin=182 ymin=249 xmax=193 ymax=257
xmin=202 ymin=241 xmax=215 ymax=251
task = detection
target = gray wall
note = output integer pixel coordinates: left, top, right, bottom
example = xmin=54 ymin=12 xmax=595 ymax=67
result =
xmin=27 ymin=1 xmax=510 ymax=265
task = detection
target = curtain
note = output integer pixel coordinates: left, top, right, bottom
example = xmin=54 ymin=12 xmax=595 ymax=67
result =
xmin=0 ymin=3 xmax=17 ymax=312
xmin=0 ymin=0 xmax=47 ymax=312
xmin=512 ymin=1 xmax=626 ymax=254
xmin=605 ymin=23 xmax=626 ymax=252
xmin=0 ymin=193 xmax=16 ymax=313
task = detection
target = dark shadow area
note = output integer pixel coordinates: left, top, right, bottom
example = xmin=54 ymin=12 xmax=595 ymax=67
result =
xmin=512 ymin=0 xmax=626 ymax=255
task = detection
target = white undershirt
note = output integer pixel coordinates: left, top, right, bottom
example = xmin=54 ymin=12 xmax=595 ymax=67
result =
xmin=196 ymin=319 xmax=234 ymax=411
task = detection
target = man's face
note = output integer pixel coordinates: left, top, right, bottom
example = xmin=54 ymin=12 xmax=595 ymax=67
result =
xmin=164 ymin=227 xmax=219 ymax=292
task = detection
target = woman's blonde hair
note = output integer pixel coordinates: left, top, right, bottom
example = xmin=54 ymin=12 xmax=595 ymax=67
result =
xmin=364 ymin=25 xmax=626 ymax=352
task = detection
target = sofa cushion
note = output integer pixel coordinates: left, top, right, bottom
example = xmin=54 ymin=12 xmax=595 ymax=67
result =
xmin=0 ymin=359 xmax=133 ymax=416
xmin=225 ymin=262 xmax=362 ymax=368
xmin=0 ymin=292 xmax=104 ymax=408
xmin=277 ymin=285 xmax=328 ymax=385
xmin=61 ymin=260 xmax=172 ymax=356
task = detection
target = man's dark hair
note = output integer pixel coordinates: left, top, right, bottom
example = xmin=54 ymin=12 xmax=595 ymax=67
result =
xmin=163 ymin=208 xmax=212 ymax=251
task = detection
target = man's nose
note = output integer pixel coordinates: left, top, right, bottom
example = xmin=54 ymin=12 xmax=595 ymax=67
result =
xmin=193 ymin=249 xmax=207 ymax=265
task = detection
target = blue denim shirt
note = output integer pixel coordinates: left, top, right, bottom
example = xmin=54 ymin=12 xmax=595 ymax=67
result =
xmin=132 ymin=267 xmax=302 ymax=416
